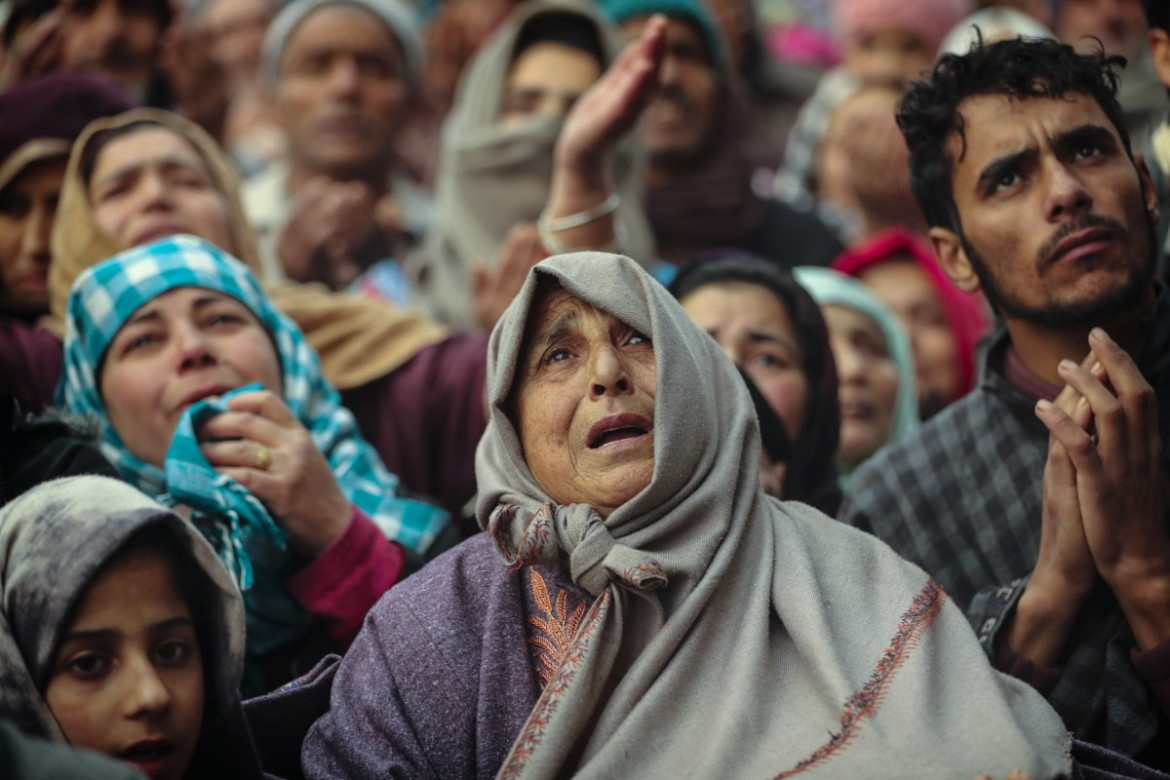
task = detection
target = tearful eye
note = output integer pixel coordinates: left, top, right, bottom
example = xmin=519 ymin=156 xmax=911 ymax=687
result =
xmin=629 ymin=332 xmax=651 ymax=346
xmin=547 ymin=348 xmax=572 ymax=363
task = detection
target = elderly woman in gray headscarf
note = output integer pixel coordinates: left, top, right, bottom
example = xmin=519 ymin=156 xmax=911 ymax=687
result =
xmin=405 ymin=0 xmax=655 ymax=331
xmin=301 ymin=251 xmax=1073 ymax=778
xmin=0 ymin=475 xmax=262 ymax=780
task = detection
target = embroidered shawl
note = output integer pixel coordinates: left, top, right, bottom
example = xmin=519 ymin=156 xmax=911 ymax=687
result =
xmin=404 ymin=0 xmax=655 ymax=330
xmin=476 ymin=251 xmax=1070 ymax=778
xmin=0 ymin=475 xmax=262 ymax=777
xmin=47 ymin=108 xmax=447 ymax=390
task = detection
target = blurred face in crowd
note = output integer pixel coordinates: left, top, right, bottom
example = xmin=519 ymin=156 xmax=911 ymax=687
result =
xmin=100 ymin=287 xmax=283 ymax=467
xmin=680 ymin=281 xmax=808 ymax=442
xmin=619 ymin=15 xmax=719 ymax=169
xmin=855 ymin=258 xmax=961 ymax=407
xmin=45 ymin=546 xmax=203 ymax=780
xmin=816 ymin=85 xmax=916 ymax=234
xmin=1054 ymin=0 xmax=1146 ymax=58
xmin=842 ymin=27 xmax=932 ymax=85
xmin=499 ymin=41 xmax=601 ymax=128
xmin=515 ymin=285 xmax=656 ymax=518
xmin=0 ymin=157 xmax=66 ymax=311
xmin=202 ymin=0 xmax=275 ymax=91
xmin=822 ymin=303 xmax=900 ymax=470
xmin=930 ymin=92 xmax=1157 ymax=328
xmin=275 ymin=5 xmax=409 ymax=179
xmin=57 ymin=0 xmax=167 ymax=101
xmin=87 ymin=125 xmax=236 ymax=254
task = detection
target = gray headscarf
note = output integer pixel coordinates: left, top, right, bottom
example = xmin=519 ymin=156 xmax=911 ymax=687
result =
xmin=261 ymin=0 xmax=424 ymax=90
xmin=405 ymin=0 xmax=655 ymax=331
xmin=0 ymin=476 xmax=260 ymax=776
xmin=476 ymin=252 xmax=1071 ymax=778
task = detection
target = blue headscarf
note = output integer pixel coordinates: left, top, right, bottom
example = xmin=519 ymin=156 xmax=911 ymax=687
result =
xmin=793 ymin=266 xmax=920 ymax=482
xmin=59 ymin=235 xmax=448 ymax=653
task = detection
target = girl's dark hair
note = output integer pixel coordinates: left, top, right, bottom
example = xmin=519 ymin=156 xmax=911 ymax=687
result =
xmin=897 ymin=35 xmax=1130 ymax=233
xmin=512 ymin=12 xmax=607 ymax=69
xmin=669 ymin=251 xmax=841 ymax=511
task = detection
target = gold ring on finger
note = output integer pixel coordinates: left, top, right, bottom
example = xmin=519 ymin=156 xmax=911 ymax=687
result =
xmin=254 ymin=445 xmax=273 ymax=471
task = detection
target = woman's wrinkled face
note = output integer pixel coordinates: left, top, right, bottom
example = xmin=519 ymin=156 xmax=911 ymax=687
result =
xmin=99 ymin=287 xmax=283 ymax=467
xmin=680 ymin=281 xmax=808 ymax=442
xmin=88 ymin=127 xmax=236 ymax=253
xmin=855 ymin=257 xmax=961 ymax=407
xmin=822 ymin=303 xmax=900 ymax=469
xmin=45 ymin=547 xmax=203 ymax=780
xmin=514 ymin=286 xmax=656 ymax=517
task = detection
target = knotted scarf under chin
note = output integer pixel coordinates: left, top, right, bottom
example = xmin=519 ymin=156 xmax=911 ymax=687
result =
xmin=489 ymin=502 xmax=667 ymax=597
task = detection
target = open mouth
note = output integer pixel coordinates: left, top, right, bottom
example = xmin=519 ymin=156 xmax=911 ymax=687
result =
xmin=586 ymin=414 xmax=653 ymax=450
xmin=119 ymin=738 xmax=175 ymax=777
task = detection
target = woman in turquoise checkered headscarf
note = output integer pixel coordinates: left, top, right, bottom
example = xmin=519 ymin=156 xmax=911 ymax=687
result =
xmin=59 ymin=234 xmax=450 ymax=688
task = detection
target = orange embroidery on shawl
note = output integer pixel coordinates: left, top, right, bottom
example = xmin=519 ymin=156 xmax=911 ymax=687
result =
xmin=774 ymin=579 xmax=949 ymax=779
xmin=526 ymin=569 xmax=587 ymax=686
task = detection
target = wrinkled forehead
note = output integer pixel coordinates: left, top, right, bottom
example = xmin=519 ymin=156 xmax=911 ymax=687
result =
xmin=519 ymin=280 xmax=625 ymax=359
xmin=280 ymin=4 xmax=404 ymax=68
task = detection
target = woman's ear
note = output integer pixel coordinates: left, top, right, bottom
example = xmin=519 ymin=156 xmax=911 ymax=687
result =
xmin=929 ymin=226 xmax=980 ymax=294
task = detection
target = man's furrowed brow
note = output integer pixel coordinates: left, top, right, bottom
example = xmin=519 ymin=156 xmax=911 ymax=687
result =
xmin=1055 ymin=123 xmax=1117 ymax=153
xmin=976 ymin=147 xmax=1034 ymax=194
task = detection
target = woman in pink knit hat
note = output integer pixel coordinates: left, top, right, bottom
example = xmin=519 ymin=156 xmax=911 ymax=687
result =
xmin=833 ymin=0 xmax=973 ymax=83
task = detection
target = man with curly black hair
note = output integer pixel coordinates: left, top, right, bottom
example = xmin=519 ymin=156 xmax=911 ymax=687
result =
xmin=839 ymin=36 xmax=1170 ymax=769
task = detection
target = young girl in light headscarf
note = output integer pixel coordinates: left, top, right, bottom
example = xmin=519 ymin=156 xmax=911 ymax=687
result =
xmin=0 ymin=475 xmax=263 ymax=779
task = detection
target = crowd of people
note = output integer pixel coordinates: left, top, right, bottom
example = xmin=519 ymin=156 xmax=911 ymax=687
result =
xmin=0 ymin=0 xmax=1168 ymax=777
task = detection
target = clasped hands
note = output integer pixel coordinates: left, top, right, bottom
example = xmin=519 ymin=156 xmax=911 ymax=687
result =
xmin=1026 ymin=327 xmax=1170 ymax=657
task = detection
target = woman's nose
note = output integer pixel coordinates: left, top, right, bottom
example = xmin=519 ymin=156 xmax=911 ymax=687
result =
xmin=123 ymin=662 xmax=172 ymax=719
xmin=589 ymin=345 xmax=632 ymax=400
xmin=833 ymin=343 xmax=865 ymax=383
xmin=175 ymin=325 xmax=216 ymax=371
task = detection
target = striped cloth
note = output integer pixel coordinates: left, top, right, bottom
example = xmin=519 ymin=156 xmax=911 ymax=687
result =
xmin=59 ymin=236 xmax=449 ymax=651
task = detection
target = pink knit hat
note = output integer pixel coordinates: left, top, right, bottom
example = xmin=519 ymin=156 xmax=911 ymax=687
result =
xmin=834 ymin=0 xmax=974 ymax=55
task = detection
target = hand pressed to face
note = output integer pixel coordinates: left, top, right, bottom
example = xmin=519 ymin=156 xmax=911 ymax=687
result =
xmin=99 ymin=287 xmax=283 ymax=468
xmin=515 ymin=286 xmax=656 ymax=518
xmin=930 ymin=93 xmax=1157 ymax=328
xmin=45 ymin=548 xmax=203 ymax=780
xmin=199 ymin=390 xmax=350 ymax=557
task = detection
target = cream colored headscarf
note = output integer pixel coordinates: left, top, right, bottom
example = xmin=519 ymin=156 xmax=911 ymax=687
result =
xmin=477 ymin=252 xmax=1071 ymax=778
xmin=405 ymin=0 xmax=655 ymax=331
xmin=49 ymin=108 xmax=446 ymax=390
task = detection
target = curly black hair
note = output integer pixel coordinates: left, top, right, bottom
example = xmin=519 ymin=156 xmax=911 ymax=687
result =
xmin=1145 ymin=0 xmax=1169 ymax=34
xmin=896 ymin=36 xmax=1130 ymax=232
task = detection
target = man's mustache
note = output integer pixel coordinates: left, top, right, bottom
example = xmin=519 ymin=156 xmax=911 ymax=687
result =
xmin=1035 ymin=213 xmax=1128 ymax=272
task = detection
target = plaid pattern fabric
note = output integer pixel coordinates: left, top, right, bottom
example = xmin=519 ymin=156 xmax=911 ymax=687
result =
xmin=839 ymin=286 xmax=1170 ymax=759
xmin=60 ymin=235 xmax=449 ymax=557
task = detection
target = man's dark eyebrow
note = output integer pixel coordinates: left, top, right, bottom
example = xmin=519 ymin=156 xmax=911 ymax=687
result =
xmin=1054 ymin=123 xmax=1116 ymax=153
xmin=976 ymin=147 xmax=1035 ymax=194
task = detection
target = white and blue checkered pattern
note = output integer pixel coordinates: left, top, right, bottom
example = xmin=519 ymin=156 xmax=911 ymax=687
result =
xmin=59 ymin=235 xmax=449 ymax=559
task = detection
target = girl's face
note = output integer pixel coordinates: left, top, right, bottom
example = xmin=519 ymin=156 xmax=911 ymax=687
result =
xmin=45 ymin=547 xmax=204 ymax=780
xmin=822 ymin=303 xmax=900 ymax=469
xmin=680 ymin=281 xmax=808 ymax=442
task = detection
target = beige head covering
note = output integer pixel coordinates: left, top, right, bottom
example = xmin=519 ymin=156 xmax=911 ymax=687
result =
xmin=477 ymin=251 xmax=1071 ymax=778
xmin=405 ymin=0 xmax=654 ymax=331
xmin=49 ymin=108 xmax=445 ymax=389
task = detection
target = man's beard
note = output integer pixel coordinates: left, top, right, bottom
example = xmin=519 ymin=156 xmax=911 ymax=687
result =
xmin=958 ymin=211 xmax=1155 ymax=328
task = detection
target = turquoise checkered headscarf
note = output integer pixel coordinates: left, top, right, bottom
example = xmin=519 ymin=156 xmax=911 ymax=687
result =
xmin=59 ymin=235 xmax=448 ymax=654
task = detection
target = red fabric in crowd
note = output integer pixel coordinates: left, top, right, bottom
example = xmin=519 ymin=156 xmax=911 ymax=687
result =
xmin=832 ymin=227 xmax=990 ymax=398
